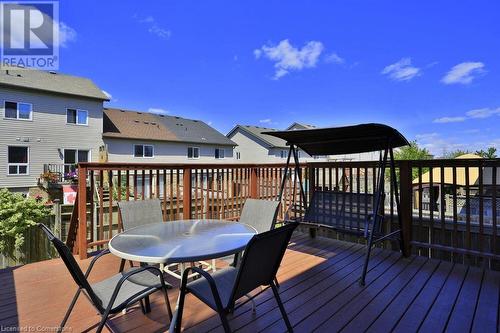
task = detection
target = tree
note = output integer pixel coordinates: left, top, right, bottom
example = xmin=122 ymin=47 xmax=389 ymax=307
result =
xmin=394 ymin=141 xmax=432 ymax=161
xmin=392 ymin=141 xmax=432 ymax=180
xmin=442 ymin=149 xmax=471 ymax=159
xmin=475 ymin=147 xmax=497 ymax=159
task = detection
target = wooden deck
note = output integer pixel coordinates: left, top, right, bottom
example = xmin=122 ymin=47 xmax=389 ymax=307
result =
xmin=1 ymin=233 xmax=499 ymax=333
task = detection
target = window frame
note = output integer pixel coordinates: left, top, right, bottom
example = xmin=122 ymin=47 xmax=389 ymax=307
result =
xmin=133 ymin=144 xmax=155 ymax=158
xmin=63 ymin=149 xmax=91 ymax=172
xmin=187 ymin=146 xmax=200 ymax=159
xmin=215 ymin=148 xmax=225 ymax=159
xmin=280 ymin=150 xmax=288 ymax=158
xmin=236 ymin=151 xmax=241 ymax=160
xmin=3 ymin=101 xmax=33 ymax=121
xmin=66 ymin=108 xmax=89 ymax=126
xmin=7 ymin=146 xmax=29 ymax=176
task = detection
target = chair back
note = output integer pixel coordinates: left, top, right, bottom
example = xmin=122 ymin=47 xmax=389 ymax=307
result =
xmin=239 ymin=199 xmax=280 ymax=233
xmin=230 ymin=223 xmax=297 ymax=301
xmin=38 ymin=224 xmax=102 ymax=309
xmin=118 ymin=199 xmax=163 ymax=230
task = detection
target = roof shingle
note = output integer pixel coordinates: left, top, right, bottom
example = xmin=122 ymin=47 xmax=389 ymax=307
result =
xmin=0 ymin=66 xmax=109 ymax=100
xmin=103 ymin=108 xmax=236 ymax=146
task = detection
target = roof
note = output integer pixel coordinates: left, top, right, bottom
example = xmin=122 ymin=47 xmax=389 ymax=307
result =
xmin=103 ymin=108 xmax=236 ymax=146
xmin=227 ymin=125 xmax=289 ymax=148
xmin=286 ymin=122 xmax=316 ymax=130
xmin=0 ymin=66 xmax=109 ymax=100
xmin=263 ymin=123 xmax=409 ymax=155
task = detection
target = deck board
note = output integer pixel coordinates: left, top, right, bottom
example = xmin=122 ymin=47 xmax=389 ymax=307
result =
xmin=0 ymin=233 xmax=499 ymax=333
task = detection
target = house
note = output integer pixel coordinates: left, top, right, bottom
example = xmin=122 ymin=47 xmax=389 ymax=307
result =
xmin=102 ymin=108 xmax=236 ymax=163
xmin=226 ymin=125 xmax=315 ymax=163
xmin=0 ymin=66 xmax=109 ymax=193
xmin=227 ymin=123 xmax=380 ymax=163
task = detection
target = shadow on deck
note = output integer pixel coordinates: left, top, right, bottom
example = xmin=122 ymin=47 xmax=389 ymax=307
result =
xmin=0 ymin=233 xmax=499 ymax=332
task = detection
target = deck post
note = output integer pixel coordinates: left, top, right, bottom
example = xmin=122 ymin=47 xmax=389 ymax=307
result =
xmin=250 ymin=167 xmax=259 ymax=199
xmin=183 ymin=167 xmax=192 ymax=219
xmin=78 ymin=165 xmax=88 ymax=259
xmin=398 ymin=160 xmax=413 ymax=257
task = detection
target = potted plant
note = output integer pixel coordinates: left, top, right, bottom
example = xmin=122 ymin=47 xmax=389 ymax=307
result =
xmin=64 ymin=170 xmax=78 ymax=184
xmin=39 ymin=171 xmax=60 ymax=188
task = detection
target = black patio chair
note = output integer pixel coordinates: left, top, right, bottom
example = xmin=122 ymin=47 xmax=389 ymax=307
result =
xmin=38 ymin=223 xmax=173 ymax=333
xmin=117 ymin=199 xmax=164 ymax=272
xmin=174 ymin=223 xmax=298 ymax=333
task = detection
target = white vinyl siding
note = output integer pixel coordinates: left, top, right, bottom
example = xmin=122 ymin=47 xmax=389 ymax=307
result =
xmin=4 ymin=101 xmax=32 ymax=120
xmin=0 ymin=87 xmax=103 ymax=189
xmin=7 ymin=146 xmax=29 ymax=175
xmin=105 ymin=138 xmax=234 ymax=164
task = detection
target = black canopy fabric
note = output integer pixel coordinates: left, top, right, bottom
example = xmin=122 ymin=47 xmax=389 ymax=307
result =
xmin=262 ymin=123 xmax=409 ymax=156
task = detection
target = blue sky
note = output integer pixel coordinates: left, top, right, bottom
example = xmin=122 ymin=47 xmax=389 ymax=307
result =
xmin=57 ymin=0 xmax=499 ymax=156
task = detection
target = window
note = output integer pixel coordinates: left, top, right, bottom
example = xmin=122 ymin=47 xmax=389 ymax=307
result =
xmin=215 ymin=148 xmax=225 ymax=159
xmin=280 ymin=150 xmax=288 ymax=158
xmin=66 ymin=108 xmax=88 ymax=125
xmin=4 ymin=101 xmax=32 ymax=120
xmin=134 ymin=144 xmax=154 ymax=158
xmin=236 ymin=151 xmax=241 ymax=160
xmin=8 ymin=146 xmax=29 ymax=175
xmin=63 ymin=149 xmax=89 ymax=173
xmin=188 ymin=147 xmax=200 ymax=159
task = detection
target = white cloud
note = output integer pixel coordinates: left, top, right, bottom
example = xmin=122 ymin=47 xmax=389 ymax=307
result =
xmin=148 ymin=107 xmax=169 ymax=115
xmin=325 ymin=52 xmax=345 ymax=64
xmin=434 ymin=107 xmax=500 ymax=124
xmin=441 ymin=62 xmax=485 ymax=85
xmin=381 ymin=58 xmax=421 ymax=81
xmin=415 ymin=133 xmax=469 ymax=156
xmin=465 ymin=107 xmax=500 ymax=119
xmin=135 ymin=15 xmax=171 ymax=39
xmin=259 ymin=119 xmax=272 ymax=124
xmin=433 ymin=116 xmax=466 ymax=123
xmin=254 ymin=39 xmax=324 ymax=79
xmin=58 ymin=22 xmax=77 ymax=47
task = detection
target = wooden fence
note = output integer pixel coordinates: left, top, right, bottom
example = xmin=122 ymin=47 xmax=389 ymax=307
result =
xmin=70 ymin=160 xmax=500 ymax=270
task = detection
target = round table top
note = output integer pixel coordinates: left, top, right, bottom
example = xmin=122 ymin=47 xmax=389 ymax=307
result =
xmin=108 ymin=219 xmax=257 ymax=264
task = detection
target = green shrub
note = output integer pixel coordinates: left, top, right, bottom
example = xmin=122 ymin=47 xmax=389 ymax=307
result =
xmin=0 ymin=189 xmax=53 ymax=259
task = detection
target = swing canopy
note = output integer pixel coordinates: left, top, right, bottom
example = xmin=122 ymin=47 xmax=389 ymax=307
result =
xmin=262 ymin=123 xmax=409 ymax=156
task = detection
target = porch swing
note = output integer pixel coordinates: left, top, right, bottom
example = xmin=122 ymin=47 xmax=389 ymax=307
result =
xmin=264 ymin=123 xmax=409 ymax=285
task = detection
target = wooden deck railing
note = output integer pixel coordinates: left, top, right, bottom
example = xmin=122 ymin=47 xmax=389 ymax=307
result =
xmin=71 ymin=160 xmax=500 ymax=270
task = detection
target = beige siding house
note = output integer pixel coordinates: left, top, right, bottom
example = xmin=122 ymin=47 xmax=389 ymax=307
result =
xmin=227 ymin=124 xmax=316 ymax=163
xmin=0 ymin=67 xmax=108 ymax=192
xmin=103 ymin=108 xmax=236 ymax=163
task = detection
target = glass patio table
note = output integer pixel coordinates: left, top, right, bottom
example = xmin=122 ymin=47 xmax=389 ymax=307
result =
xmin=108 ymin=219 xmax=257 ymax=267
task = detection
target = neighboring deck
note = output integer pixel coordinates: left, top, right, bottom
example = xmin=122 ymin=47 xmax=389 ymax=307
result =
xmin=1 ymin=233 xmax=499 ymax=333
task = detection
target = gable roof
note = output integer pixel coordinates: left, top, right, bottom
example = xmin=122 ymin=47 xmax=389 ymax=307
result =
xmin=227 ymin=125 xmax=289 ymax=148
xmin=103 ymin=108 xmax=236 ymax=146
xmin=286 ymin=122 xmax=316 ymax=130
xmin=0 ymin=66 xmax=109 ymax=100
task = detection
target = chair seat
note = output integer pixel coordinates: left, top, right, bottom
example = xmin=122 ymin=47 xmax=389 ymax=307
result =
xmin=186 ymin=267 xmax=238 ymax=310
xmin=92 ymin=268 xmax=168 ymax=311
